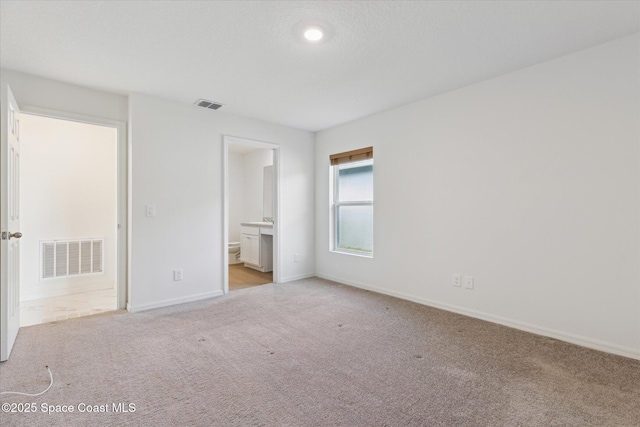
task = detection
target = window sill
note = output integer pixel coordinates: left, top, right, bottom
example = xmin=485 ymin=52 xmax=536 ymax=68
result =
xmin=330 ymin=249 xmax=373 ymax=259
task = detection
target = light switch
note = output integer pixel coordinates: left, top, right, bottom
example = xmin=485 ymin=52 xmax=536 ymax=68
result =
xmin=453 ymin=274 xmax=462 ymax=287
xmin=146 ymin=205 xmax=156 ymax=217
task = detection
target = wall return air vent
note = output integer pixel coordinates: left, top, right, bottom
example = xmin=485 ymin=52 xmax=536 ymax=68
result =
xmin=194 ymin=99 xmax=224 ymax=110
xmin=41 ymin=238 xmax=104 ymax=280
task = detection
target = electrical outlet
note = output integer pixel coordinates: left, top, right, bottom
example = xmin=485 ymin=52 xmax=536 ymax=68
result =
xmin=464 ymin=276 xmax=474 ymax=289
xmin=173 ymin=269 xmax=183 ymax=281
xmin=294 ymin=253 xmax=301 ymax=263
xmin=453 ymin=274 xmax=462 ymax=287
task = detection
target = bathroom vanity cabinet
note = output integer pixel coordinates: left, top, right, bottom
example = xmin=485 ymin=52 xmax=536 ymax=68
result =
xmin=240 ymin=223 xmax=273 ymax=272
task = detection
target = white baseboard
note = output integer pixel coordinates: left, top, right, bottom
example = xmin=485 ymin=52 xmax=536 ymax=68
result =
xmin=316 ymin=273 xmax=640 ymax=361
xmin=279 ymin=273 xmax=316 ymax=283
xmin=21 ymin=282 xmax=115 ymax=302
xmin=127 ymin=290 xmax=224 ymax=313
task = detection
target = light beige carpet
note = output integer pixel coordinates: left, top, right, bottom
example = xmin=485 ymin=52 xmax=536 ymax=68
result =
xmin=0 ymin=278 xmax=638 ymax=426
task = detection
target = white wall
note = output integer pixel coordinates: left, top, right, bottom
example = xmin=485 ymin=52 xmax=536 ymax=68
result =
xmin=129 ymin=93 xmax=315 ymax=311
xmin=315 ymin=34 xmax=640 ymax=359
xmin=20 ymin=114 xmax=117 ymax=300
xmin=0 ymin=69 xmax=128 ymax=122
xmin=242 ymin=149 xmax=273 ymax=223
xmin=228 ymin=148 xmax=273 ymax=243
xmin=228 ymin=152 xmax=244 ymax=244
xmin=0 ymin=70 xmax=314 ymax=313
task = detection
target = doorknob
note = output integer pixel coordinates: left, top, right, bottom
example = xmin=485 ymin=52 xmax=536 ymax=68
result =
xmin=1 ymin=231 xmax=23 ymax=240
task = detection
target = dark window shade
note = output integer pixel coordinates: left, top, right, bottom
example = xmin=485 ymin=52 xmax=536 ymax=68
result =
xmin=330 ymin=146 xmax=373 ymax=166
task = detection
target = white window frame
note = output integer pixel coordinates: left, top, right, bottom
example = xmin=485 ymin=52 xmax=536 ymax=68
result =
xmin=331 ymin=158 xmax=374 ymax=257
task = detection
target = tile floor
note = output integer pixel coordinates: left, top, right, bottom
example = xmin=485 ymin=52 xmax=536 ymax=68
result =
xmin=20 ymin=287 xmax=118 ymax=327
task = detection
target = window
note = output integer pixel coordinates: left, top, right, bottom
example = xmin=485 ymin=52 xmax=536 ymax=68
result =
xmin=330 ymin=147 xmax=373 ymax=256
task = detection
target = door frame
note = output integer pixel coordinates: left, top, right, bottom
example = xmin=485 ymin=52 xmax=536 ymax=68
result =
xmin=222 ymin=135 xmax=280 ymax=293
xmin=20 ymin=105 xmax=128 ymax=310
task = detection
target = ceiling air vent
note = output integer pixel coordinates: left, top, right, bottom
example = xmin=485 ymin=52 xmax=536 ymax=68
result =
xmin=194 ymin=99 xmax=224 ymax=110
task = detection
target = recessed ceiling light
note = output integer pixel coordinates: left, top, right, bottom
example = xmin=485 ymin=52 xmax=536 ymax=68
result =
xmin=304 ymin=27 xmax=324 ymax=42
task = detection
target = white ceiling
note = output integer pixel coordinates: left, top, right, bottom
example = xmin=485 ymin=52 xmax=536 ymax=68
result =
xmin=1 ymin=1 xmax=638 ymax=132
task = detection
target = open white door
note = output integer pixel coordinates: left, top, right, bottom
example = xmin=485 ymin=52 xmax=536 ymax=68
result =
xmin=1 ymin=84 xmax=22 ymax=361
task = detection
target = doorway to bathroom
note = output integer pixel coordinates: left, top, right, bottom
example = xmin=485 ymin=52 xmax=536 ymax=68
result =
xmin=223 ymin=136 xmax=280 ymax=293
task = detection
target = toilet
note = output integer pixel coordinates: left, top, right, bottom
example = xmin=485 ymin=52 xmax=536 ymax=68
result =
xmin=228 ymin=242 xmax=242 ymax=264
